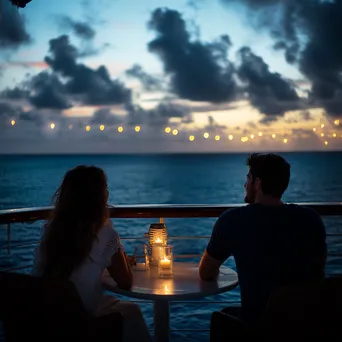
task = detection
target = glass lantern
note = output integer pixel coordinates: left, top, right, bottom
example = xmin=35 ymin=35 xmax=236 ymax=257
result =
xmin=148 ymin=223 xmax=168 ymax=266
xmin=158 ymin=245 xmax=173 ymax=278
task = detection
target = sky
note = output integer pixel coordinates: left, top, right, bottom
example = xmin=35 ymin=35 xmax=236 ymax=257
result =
xmin=0 ymin=0 xmax=341 ymax=154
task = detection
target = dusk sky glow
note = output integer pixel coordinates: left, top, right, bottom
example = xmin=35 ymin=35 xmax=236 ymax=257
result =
xmin=0 ymin=0 xmax=341 ymax=153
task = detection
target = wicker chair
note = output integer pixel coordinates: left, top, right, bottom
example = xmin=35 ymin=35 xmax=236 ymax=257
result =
xmin=0 ymin=271 xmax=123 ymax=342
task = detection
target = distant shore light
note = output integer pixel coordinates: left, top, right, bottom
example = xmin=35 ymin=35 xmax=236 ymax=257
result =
xmin=118 ymin=126 xmax=123 ymax=133
xmin=172 ymin=129 xmax=178 ymax=135
xmin=165 ymin=127 xmax=171 ymax=134
xmin=215 ymin=135 xmax=220 ymax=141
xmin=11 ymin=120 xmax=16 ymax=126
xmin=189 ymin=135 xmax=195 ymax=141
xmin=100 ymin=125 xmax=105 ymax=131
xmin=50 ymin=123 xmax=55 ymax=130
xmin=228 ymin=135 xmax=233 ymax=140
xmin=203 ymin=132 xmax=209 ymax=139
xmin=86 ymin=125 xmax=91 ymax=131
xmin=135 ymin=125 xmax=141 ymax=132
xmin=324 ymin=141 xmax=328 ymax=146
xmin=283 ymin=138 xmax=288 ymax=144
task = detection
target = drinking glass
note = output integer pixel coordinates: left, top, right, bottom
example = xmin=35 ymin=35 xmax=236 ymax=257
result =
xmin=132 ymin=244 xmax=150 ymax=271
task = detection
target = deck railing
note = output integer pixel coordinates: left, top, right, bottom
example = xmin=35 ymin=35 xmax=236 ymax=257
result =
xmin=1 ymin=202 xmax=341 ymax=336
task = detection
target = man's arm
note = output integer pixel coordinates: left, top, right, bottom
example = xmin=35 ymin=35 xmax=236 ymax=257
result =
xmin=199 ymin=212 xmax=233 ymax=281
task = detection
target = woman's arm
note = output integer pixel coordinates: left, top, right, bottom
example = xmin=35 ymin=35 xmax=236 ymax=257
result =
xmin=107 ymin=249 xmax=133 ymax=290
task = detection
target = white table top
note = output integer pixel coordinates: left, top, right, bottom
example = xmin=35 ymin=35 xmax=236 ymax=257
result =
xmin=102 ymin=262 xmax=238 ymax=301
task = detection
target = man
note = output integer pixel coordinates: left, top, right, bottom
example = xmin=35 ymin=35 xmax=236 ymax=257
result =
xmin=199 ymin=153 xmax=327 ymax=324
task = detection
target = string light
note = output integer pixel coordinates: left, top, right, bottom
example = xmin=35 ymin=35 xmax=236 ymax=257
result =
xmin=334 ymin=119 xmax=340 ymax=126
xmin=172 ymin=129 xmax=178 ymax=136
xmin=258 ymin=132 xmax=263 ymax=137
xmin=324 ymin=141 xmax=328 ymax=146
xmin=241 ymin=136 xmax=248 ymax=142
xmin=333 ymin=133 xmax=337 ymax=138
xmin=85 ymin=125 xmax=91 ymax=131
xmin=215 ymin=135 xmax=220 ymax=141
xmin=189 ymin=135 xmax=195 ymax=141
xmin=313 ymin=128 xmax=316 ymax=132
xmin=228 ymin=135 xmax=233 ymax=140
xmin=321 ymin=124 xmax=324 ymax=128
xmin=283 ymin=138 xmax=288 ymax=144
xmin=250 ymin=134 xmax=255 ymax=139
xmin=204 ymin=132 xmax=209 ymax=139
xmin=11 ymin=120 xmax=16 ymax=126
xmin=118 ymin=126 xmax=123 ymax=133
xmin=100 ymin=125 xmax=105 ymax=131
xmin=50 ymin=123 xmax=55 ymax=130
xmin=165 ymin=127 xmax=171 ymax=134
xmin=135 ymin=125 xmax=141 ymax=132
xmin=320 ymin=133 xmax=324 ymax=137
xmin=272 ymin=134 xmax=276 ymax=139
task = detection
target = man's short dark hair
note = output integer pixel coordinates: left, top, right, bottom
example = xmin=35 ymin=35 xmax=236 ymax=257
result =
xmin=246 ymin=153 xmax=290 ymax=198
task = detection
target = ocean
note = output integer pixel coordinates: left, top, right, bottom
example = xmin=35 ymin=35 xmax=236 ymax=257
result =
xmin=0 ymin=152 xmax=341 ymax=341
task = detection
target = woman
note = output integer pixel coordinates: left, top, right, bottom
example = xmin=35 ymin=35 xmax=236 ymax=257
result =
xmin=32 ymin=165 xmax=151 ymax=342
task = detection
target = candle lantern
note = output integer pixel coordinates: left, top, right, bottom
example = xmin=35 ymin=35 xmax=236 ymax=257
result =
xmin=158 ymin=245 xmax=173 ymax=278
xmin=148 ymin=223 xmax=168 ymax=266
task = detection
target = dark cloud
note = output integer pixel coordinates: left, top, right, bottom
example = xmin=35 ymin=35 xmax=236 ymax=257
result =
xmin=90 ymin=108 xmax=122 ymax=126
xmin=147 ymin=8 xmax=237 ymax=103
xmin=45 ymin=35 xmax=131 ymax=105
xmin=238 ymin=47 xmax=302 ymax=121
xmin=0 ymin=0 xmax=31 ymax=49
xmin=59 ymin=16 xmax=96 ymax=40
xmin=125 ymin=64 xmax=162 ymax=91
xmin=126 ymin=102 xmax=192 ymax=126
xmin=221 ymin=0 xmax=342 ymax=118
xmin=0 ymin=86 xmax=29 ymax=99
xmin=28 ymin=72 xmax=71 ymax=109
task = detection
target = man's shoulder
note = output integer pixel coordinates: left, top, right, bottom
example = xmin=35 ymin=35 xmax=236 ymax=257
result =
xmin=285 ymin=203 xmax=321 ymax=218
xmin=218 ymin=205 xmax=253 ymax=221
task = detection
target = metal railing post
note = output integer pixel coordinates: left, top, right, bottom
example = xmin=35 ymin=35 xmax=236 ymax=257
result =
xmin=7 ymin=223 xmax=11 ymax=254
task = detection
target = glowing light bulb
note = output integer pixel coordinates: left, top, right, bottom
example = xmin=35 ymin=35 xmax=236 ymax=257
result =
xmin=283 ymin=138 xmax=288 ymax=144
xmin=203 ymin=132 xmax=209 ymax=139
xmin=135 ymin=125 xmax=141 ymax=132
xmin=334 ymin=119 xmax=339 ymax=125
xmin=333 ymin=133 xmax=336 ymax=138
xmin=321 ymin=133 xmax=324 ymax=137
xmin=228 ymin=135 xmax=233 ymax=140
xmin=11 ymin=120 xmax=16 ymax=126
xmin=165 ymin=127 xmax=171 ymax=133
xmin=250 ymin=134 xmax=255 ymax=139
xmin=189 ymin=135 xmax=195 ymax=141
xmin=258 ymin=132 xmax=263 ymax=137
xmin=50 ymin=123 xmax=55 ymax=130
xmin=100 ymin=125 xmax=105 ymax=131
xmin=324 ymin=141 xmax=328 ymax=146
xmin=321 ymin=124 xmax=324 ymax=128
xmin=172 ymin=129 xmax=178 ymax=135
xmin=118 ymin=126 xmax=123 ymax=132
xmin=215 ymin=135 xmax=220 ymax=141
xmin=313 ymin=128 xmax=316 ymax=132
xmin=272 ymin=134 xmax=276 ymax=139
xmin=86 ymin=125 xmax=91 ymax=131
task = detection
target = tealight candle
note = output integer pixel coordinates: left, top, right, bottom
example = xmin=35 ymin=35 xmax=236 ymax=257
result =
xmin=158 ymin=245 xmax=173 ymax=278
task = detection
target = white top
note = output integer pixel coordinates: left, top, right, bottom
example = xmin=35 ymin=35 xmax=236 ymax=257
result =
xmin=32 ymin=219 xmax=122 ymax=313
xmin=102 ymin=262 xmax=238 ymax=301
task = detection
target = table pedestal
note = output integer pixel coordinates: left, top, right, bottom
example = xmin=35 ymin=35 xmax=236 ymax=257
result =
xmin=153 ymin=300 xmax=170 ymax=342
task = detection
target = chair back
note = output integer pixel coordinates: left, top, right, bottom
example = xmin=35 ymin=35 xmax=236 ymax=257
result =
xmin=259 ymin=276 xmax=342 ymax=341
xmin=0 ymin=271 xmax=93 ymax=341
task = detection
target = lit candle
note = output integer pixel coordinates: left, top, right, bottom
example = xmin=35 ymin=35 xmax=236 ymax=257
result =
xmin=155 ymin=237 xmax=162 ymax=244
xmin=159 ymin=257 xmax=171 ymax=269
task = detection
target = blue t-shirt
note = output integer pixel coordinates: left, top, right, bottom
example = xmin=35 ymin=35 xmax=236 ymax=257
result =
xmin=206 ymin=203 xmax=327 ymax=323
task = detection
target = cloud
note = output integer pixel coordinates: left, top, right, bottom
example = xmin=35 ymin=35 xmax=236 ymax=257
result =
xmin=125 ymin=64 xmax=163 ymax=91
xmin=126 ymin=102 xmax=192 ymax=126
xmin=90 ymin=107 xmax=123 ymax=126
xmin=59 ymin=16 xmax=96 ymax=40
xmin=44 ymin=35 xmax=131 ymax=105
xmin=237 ymin=47 xmax=302 ymax=123
xmin=147 ymin=8 xmax=237 ymax=103
xmin=0 ymin=0 xmax=31 ymax=49
xmin=221 ymin=0 xmax=342 ymax=118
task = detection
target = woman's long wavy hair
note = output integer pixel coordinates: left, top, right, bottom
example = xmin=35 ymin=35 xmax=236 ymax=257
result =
xmin=41 ymin=165 xmax=109 ymax=279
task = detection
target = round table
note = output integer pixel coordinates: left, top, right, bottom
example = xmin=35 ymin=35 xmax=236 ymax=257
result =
xmin=102 ymin=262 xmax=238 ymax=342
